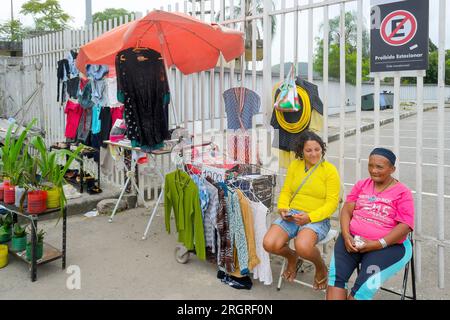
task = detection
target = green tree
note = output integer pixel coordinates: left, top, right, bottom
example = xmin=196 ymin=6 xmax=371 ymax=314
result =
xmin=0 ymin=19 xmax=30 ymax=41
xmin=424 ymin=50 xmax=450 ymax=85
xmin=313 ymin=11 xmax=370 ymax=85
xmin=397 ymin=39 xmax=450 ymax=85
xmin=20 ymin=0 xmax=71 ymax=31
xmin=93 ymin=8 xmax=132 ymax=24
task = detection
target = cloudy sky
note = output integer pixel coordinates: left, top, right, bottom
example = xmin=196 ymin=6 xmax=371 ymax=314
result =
xmin=1 ymin=0 xmax=448 ymax=64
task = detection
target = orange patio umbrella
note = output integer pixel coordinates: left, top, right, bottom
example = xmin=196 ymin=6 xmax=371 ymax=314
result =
xmin=76 ymin=10 xmax=245 ymax=76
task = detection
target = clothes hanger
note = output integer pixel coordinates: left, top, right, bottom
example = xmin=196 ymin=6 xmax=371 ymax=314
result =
xmin=133 ymin=40 xmax=149 ymax=53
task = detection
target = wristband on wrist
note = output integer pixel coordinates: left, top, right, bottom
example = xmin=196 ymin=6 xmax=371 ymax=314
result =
xmin=378 ymin=238 xmax=388 ymax=249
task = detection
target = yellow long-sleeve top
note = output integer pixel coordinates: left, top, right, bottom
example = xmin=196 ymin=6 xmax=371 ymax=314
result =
xmin=277 ymin=159 xmax=341 ymax=223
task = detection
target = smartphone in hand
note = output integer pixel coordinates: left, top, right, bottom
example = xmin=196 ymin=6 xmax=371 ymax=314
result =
xmin=284 ymin=211 xmax=293 ymax=217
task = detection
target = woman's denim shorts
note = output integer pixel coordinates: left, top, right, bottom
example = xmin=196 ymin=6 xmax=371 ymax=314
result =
xmin=273 ymin=209 xmax=331 ymax=243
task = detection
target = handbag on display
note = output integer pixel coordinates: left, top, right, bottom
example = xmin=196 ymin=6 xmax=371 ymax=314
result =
xmin=109 ymin=119 xmax=127 ymax=142
xmin=274 ymin=63 xmax=301 ymax=112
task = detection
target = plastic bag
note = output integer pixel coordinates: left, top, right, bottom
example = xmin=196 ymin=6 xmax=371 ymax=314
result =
xmin=110 ymin=119 xmax=127 ymax=142
xmin=274 ymin=64 xmax=301 ymax=112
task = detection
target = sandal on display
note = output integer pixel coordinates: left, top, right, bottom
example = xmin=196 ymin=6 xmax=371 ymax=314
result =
xmin=76 ymin=174 xmax=94 ymax=184
xmin=87 ymin=186 xmax=102 ymax=195
xmin=64 ymin=169 xmax=79 ymax=179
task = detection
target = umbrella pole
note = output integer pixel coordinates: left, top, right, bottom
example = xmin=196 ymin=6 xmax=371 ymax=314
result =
xmin=155 ymin=22 xmax=180 ymax=128
xmin=163 ymin=57 xmax=180 ymax=128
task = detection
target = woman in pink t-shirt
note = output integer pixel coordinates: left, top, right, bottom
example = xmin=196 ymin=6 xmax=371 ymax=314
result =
xmin=326 ymin=148 xmax=414 ymax=300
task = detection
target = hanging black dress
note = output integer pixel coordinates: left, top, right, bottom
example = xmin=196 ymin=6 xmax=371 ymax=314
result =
xmin=116 ymin=48 xmax=170 ymax=148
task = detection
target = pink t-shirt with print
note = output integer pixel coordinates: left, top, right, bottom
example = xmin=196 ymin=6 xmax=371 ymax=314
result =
xmin=347 ymin=178 xmax=414 ymax=243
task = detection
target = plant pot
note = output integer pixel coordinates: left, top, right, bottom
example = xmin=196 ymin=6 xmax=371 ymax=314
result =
xmin=27 ymin=190 xmax=48 ymax=214
xmin=0 ymin=244 xmax=8 ymax=269
xmin=11 ymin=235 xmax=27 ymax=252
xmin=46 ymin=187 xmax=60 ymax=209
xmin=3 ymin=185 xmax=15 ymax=204
xmin=15 ymin=187 xmax=27 ymax=208
xmin=26 ymin=241 xmax=43 ymax=261
xmin=0 ymin=226 xmax=12 ymax=243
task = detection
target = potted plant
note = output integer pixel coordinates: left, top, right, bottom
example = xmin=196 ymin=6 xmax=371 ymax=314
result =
xmin=31 ymin=136 xmax=83 ymax=214
xmin=12 ymin=145 xmax=32 ymax=209
xmin=11 ymin=223 xmax=27 ymax=252
xmin=22 ymin=156 xmax=47 ymax=214
xmin=0 ymin=213 xmax=13 ymax=243
xmin=0 ymin=119 xmax=37 ymax=205
xmin=26 ymin=229 xmax=45 ymax=261
xmin=0 ymin=244 xmax=7 ymax=269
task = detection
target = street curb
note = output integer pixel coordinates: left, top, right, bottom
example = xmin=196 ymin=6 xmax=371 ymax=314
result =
xmin=328 ymin=105 xmax=437 ymax=143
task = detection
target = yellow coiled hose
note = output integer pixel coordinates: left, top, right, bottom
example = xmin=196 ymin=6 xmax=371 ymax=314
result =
xmin=274 ymin=84 xmax=312 ymax=134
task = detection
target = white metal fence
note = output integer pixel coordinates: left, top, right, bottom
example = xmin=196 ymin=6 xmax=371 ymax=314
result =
xmin=0 ymin=0 xmax=445 ymax=291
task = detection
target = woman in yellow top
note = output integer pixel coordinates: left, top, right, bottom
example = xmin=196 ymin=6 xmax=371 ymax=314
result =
xmin=263 ymin=130 xmax=340 ymax=290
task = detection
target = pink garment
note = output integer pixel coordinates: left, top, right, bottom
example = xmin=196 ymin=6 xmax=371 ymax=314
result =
xmin=111 ymin=105 xmax=124 ymax=125
xmin=79 ymin=77 xmax=89 ymax=91
xmin=64 ymin=100 xmax=83 ymax=139
xmin=226 ymin=130 xmax=253 ymax=164
xmin=347 ymin=178 xmax=414 ymax=243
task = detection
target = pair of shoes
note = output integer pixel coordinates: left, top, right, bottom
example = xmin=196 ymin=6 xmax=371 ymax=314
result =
xmin=87 ymin=185 xmax=102 ymax=195
xmin=64 ymin=169 xmax=79 ymax=180
xmin=282 ymin=258 xmax=303 ymax=282
xmin=52 ymin=142 xmax=68 ymax=149
xmin=217 ymin=271 xmax=252 ymax=290
xmin=76 ymin=174 xmax=94 ymax=184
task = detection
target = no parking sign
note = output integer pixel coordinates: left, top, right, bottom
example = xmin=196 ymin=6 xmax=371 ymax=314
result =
xmin=370 ymin=0 xmax=429 ymax=73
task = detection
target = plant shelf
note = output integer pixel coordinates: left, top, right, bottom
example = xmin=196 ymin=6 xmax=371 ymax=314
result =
xmin=8 ymin=242 xmax=63 ymax=265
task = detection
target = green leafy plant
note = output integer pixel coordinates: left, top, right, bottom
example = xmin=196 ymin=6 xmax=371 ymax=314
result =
xmin=1 ymin=213 xmax=13 ymax=229
xmin=0 ymin=119 xmax=37 ymax=184
xmin=22 ymin=156 xmax=41 ymax=191
xmin=37 ymin=229 xmax=46 ymax=243
xmin=13 ymin=223 xmax=26 ymax=238
xmin=30 ymin=136 xmax=83 ymax=218
xmin=26 ymin=228 xmax=46 ymax=250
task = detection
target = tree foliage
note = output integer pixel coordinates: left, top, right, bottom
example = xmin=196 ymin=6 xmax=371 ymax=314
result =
xmin=313 ymin=11 xmax=370 ymax=85
xmin=93 ymin=8 xmax=132 ymax=24
xmin=423 ymin=40 xmax=450 ymax=85
xmin=0 ymin=19 xmax=31 ymax=42
xmin=400 ymin=39 xmax=450 ymax=85
xmin=20 ymin=0 xmax=71 ymax=31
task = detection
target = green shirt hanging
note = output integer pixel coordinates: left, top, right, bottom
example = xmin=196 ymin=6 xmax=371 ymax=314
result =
xmin=164 ymin=169 xmax=206 ymax=260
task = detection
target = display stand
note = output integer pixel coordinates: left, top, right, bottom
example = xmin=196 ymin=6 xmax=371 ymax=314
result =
xmin=104 ymin=140 xmax=150 ymax=223
xmin=50 ymin=144 xmax=100 ymax=193
xmin=1 ymin=204 xmax=67 ymax=282
xmin=141 ymin=151 xmax=168 ymax=240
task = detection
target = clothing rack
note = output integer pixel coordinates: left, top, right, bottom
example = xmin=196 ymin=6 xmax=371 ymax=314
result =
xmin=170 ymin=143 xmax=276 ymax=270
xmin=141 ymin=138 xmax=215 ymax=240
